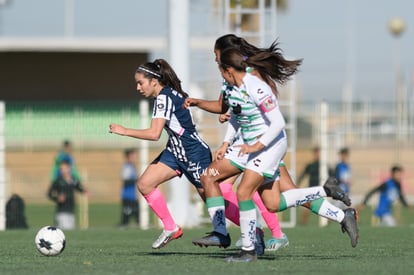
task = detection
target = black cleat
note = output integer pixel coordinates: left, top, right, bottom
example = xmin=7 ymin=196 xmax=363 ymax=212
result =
xmin=225 ymin=249 xmax=257 ymax=263
xmin=324 ymin=177 xmax=351 ymax=206
xmin=255 ymin=228 xmax=265 ymax=256
xmin=341 ymin=208 xmax=359 ymax=248
xmin=192 ymin=231 xmax=231 ymax=248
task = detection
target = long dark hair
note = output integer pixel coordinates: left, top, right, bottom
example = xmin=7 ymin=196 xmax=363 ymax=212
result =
xmin=220 ymin=42 xmax=302 ymax=86
xmin=215 ymin=34 xmax=302 ymax=95
xmin=135 ymin=59 xmax=188 ymax=98
xmin=215 ymin=34 xmax=260 ymax=57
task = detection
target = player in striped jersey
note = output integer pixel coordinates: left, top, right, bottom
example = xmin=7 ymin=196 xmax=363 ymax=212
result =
xmin=189 ymin=35 xmax=358 ymax=262
xmin=109 ymin=59 xmax=212 ymax=249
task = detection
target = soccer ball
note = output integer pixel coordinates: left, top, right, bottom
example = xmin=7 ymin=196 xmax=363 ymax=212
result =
xmin=35 ymin=226 xmax=66 ymax=256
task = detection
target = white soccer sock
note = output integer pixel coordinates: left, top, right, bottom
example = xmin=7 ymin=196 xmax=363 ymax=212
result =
xmin=314 ymin=199 xmax=345 ymax=223
xmin=239 ymin=200 xmax=256 ymax=251
xmin=207 ymin=206 xmax=227 ymax=236
xmin=206 ymin=196 xmax=227 ymax=236
xmin=279 ymin=186 xmax=327 ymax=211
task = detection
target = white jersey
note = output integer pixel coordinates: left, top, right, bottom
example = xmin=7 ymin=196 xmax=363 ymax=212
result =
xmin=222 ymin=74 xmax=287 ymax=179
xmin=223 ymin=73 xmax=286 ymax=145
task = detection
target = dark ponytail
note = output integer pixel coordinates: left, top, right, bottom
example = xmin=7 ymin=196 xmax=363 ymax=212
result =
xmin=136 ymin=59 xmax=189 ymax=98
xmin=220 ymin=41 xmax=302 ymax=86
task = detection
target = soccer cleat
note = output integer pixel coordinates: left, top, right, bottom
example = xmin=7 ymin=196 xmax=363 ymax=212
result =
xmin=323 ymin=177 xmax=351 ymax=206
xmin=192 ymin=231 xmax=231 ymax=248
xmin=225 ymin=249 xmax=257 ymax=263
xmin=255 ymin=228 xmax=265 ymax=256
xmin=235 ymin=238 xmax=242 ymax=248
xmin=265 ymin=233 xmax=289 ymax=252
xmin=151 ymin=226 xmax=183 ymax=249
xmin=341 ymin=208 xmax=359 ymax=248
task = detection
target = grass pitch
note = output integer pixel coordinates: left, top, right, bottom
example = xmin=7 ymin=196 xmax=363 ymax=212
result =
xmin=1 ymin=224 xmax=414 ymax=274
xmin=1 ymin=204 xmax=413 ymax=274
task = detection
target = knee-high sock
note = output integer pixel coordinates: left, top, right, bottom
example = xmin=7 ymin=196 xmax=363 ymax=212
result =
xmin=253 ymin=191 xmax=283 ymax=238
xmin=239 ymin=199 xmax=256 ymax=251
xmin=143 ymin=188 xmax=176 ymax=231
xmin=206 ymin=196 xmax=228 ymax=236
xmin=309 ymin=198 xmax=345 ymax=223
xmin=279 ymin=186 xmax=327 ymax=211
xmin=220 ymin=182 xmax=240 ymax=226
xmin=239 ymin=200 xmax=256 ymax=251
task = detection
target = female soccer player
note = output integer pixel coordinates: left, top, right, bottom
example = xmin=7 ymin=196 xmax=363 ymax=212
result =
xmin=109 ymin=58 xmax=256 ymax=250
xmin=109 ymin=59 xmax=214 ymax=249
xmin=217 ymin=112 xmax=289 ymax=252
xmin=190 ymin=37 xmax=358 ymax=262
xmin=186 ymin=34 xmax=358 ymax=253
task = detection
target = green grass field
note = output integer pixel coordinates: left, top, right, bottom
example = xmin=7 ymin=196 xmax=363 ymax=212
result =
xmin=1 ymin=205 xmax=413 ymax=275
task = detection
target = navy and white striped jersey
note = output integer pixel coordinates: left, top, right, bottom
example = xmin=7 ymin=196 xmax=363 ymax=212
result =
xmin=152 ymin=87 xmax=210 ymax=162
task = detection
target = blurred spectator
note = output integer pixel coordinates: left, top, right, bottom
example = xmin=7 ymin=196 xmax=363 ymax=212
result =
xmin=360 ymin=165 xmax=410 ymax=227
xmin=297 ymin=146 xmax=335 ymax=225
xmin=335 ymin=147 xmax=351 ymax=196
xmin=119 ymin=148 xmax=140 ymax=228
xmin=6 ymin=194 xmax=28 ymax=229
xmin=51 ymin=140 xmax=81 ymax=182
xmin=48 ymin=160 xmax=86 ymax=230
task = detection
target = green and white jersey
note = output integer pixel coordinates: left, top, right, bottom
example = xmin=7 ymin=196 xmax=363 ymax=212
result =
xmin=223 ymin=73 xmax=285 ymax=145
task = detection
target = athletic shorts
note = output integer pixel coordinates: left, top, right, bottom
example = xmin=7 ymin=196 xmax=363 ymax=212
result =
xmin=153 ymin=149 xmax=212 ymax=189
xmin=225 ymin=135 xmax=286 ymax=181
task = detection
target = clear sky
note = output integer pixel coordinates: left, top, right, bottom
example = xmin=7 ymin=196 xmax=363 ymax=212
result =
xmin=0 ymin=0 xmax=413 ymax=103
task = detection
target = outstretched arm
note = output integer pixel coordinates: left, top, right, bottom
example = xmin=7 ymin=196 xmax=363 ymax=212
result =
xmin=183 ymin=93 xmax=229 ymax=114
xmin=109 ymin=118 xmax=166 ymax=141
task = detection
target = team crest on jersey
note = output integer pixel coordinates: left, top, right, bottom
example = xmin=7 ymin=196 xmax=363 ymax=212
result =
xmin=259 ymin=96 xmax=276 ymax=113
xmin=156 ymin=98 xmax=166 ymax=111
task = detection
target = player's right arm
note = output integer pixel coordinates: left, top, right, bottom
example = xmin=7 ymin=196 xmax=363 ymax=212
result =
xmin=184 ymin=93 xmax=229 ymax=114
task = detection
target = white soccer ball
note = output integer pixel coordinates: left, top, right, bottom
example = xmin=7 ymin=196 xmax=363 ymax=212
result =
xmin=35 ymin=226 xmax=66 ymax=256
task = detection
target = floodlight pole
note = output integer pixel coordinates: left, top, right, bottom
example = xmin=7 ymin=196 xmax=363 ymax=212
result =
xmin=388 ymin=17 xmax=406 ymax=162
xmin=168 ymin=0 xmax=191 ymax=227
xmin=139 ymin=100 xmax=150 ymax=230
xmin=64 ymin=0 xmax=75 ymax=37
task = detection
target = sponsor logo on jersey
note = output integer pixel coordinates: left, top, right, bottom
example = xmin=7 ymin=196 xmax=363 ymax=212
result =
xmin=256 ymin=88 xmax=264 ymax=94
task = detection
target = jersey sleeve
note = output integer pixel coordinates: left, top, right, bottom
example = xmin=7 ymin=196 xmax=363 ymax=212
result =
xmin=223 ymin=114 xmax=240 ymax=144
xmin=221 ymin=80 xmax=232 ymax=106
xmin=152 ymin=94 xmax=173 ymax=120
xmin=250 ymin=84 xmax=285 ymax=146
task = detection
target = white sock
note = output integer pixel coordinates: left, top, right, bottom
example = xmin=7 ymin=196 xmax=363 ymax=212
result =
xmin=317 ymin=200 xmax=345 ymax=223
xmin=207 ymin=206 xmax=227 ymax=235
xmin=240 ymin=208 xmax=256 ymax=251
xmin=206 ymin=197 xmax=227 ymax=236
xmin=279 ymin=186 xmax=327 ymax=211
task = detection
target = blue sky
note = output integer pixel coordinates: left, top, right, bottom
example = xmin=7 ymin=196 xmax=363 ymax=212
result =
xmin=0 ymin=0 xmax=413 ymax=102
